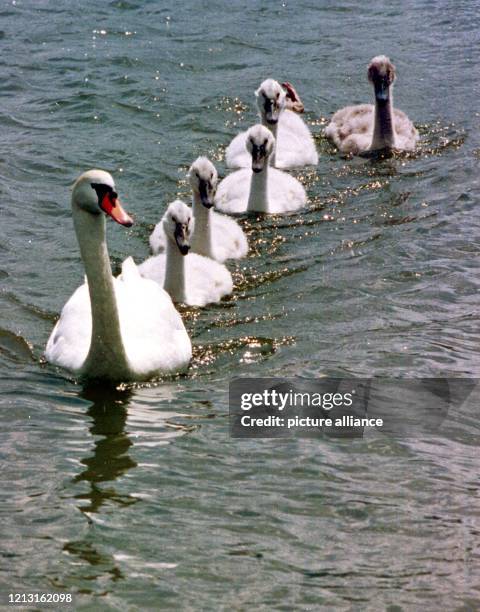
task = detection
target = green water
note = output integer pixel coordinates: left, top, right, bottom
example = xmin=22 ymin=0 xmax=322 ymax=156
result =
xmin=1 ymin=1 xmax=479 ymax=609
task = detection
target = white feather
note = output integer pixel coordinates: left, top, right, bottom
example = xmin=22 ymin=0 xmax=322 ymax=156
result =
xmin=227 ymin=109 xmax=318 ymax=169
xmin=45 ymin=170 xmax=191 ymax=381
xmin=138 ymin=252 xmax=233 ymax=308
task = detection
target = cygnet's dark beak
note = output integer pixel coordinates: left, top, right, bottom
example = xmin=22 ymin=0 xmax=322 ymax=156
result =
xmin=264 ymin=98 xmax=280 ymax=125
xmin=251 ymin=143 xmax=267 ymax=173
xmin=374 ymin=79 xmax=390 ymax=102
xmin=174 ymin=222 xmax=191 ymax=255
xmin=199 ymin=179 xmax=215 ymax=209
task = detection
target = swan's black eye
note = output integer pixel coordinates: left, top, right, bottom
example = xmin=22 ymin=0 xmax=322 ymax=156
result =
xmin=263 ymin=139 xmax=268 ymax=146
xmin=276 ymin=92 xmax=280 ymax=100
xmin=210 ymin=173 xmax=213 ymax=179
xmin=91 ymin=182 xmax=114 ymax=201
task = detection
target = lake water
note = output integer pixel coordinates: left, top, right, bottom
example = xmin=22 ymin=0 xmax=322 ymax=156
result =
xmin=1 ymin=1 xmax=479 ymax=609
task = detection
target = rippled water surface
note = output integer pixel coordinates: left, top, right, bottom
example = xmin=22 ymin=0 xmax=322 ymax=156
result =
xmin=1 ymin=1 xmax=480 ymax=609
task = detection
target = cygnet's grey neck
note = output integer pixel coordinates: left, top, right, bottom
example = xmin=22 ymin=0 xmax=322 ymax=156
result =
xmin=164 ymin=238 xmax=186 ymax=302
xmin=191 ymin=192 xmax=213 ymax=258
xmin=371 ymin=92 xmax=395 ymax=150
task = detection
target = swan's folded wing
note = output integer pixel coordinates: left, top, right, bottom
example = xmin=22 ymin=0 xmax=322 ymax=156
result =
xmin=211 ymin=211 xmax=248 ymax=261
xmin=268 ymin=168 xmax=307 ymax=213
xmin=45 ymin=283 xmax=91 ymax=372
xmin=215 ymin=169 xmax=251 ymax=214
xmin=120 ymin=256 xmax=142 ymax=282
xmin=225 ymin=132 xmax=250 ymax=169
xmin=280 ymin=110 xmax=312 ymax=135
xmin=325 ymin=104 xmax=374 ymax=153
xmin=136 ymin=254 xmax=167 ymax=286
xmin=276 ymin=111 xmax=318 ymax=167
xmin=393 ymin=108 xmax=419 ymax=150
xmin=115 ymin=273 xmax=191 ymax=374
xmin=185 ymin=253 xmax=233 ymax=306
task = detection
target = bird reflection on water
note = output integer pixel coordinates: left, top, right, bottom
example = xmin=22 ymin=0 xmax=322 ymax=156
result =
xmin=73 ymin=384 xmax=138 ymax=515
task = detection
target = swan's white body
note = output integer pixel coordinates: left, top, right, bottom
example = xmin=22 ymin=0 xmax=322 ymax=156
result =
xmin=46 ymin=258 xmax=192 ymax=378
xmin=45 ymin=170 xmax=191 ymax=382
xmin=226 ymin=79 xmax=318 ymax=169
xmin=139 ymin=252 xmax=233 ymax=307
xmin=226 ymin=110 xmax=318 ymax=169
xmin=216 ymin=125 xmax=307 ymax=215
xmin=325 ymin=56 xmax=418 ymax=155
xmin=149 ymin=158 xmax=248 ymax=263
xmin=140 ymin=200 xmax=233 ymax=307
xmin=216 ymin=167 xmax=306 ymax=215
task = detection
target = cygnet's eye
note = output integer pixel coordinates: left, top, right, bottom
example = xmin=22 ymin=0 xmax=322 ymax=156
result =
xmin=210 ymin=172 xmax=213 ymax=179
xmin=263 ymin=138 xmax=268 ymax=146
xmin=276 ymin=92 xmax=280 ymax=100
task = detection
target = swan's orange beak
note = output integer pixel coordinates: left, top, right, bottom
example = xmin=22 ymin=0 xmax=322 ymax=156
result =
xmin=100 ymin=193 xmax=134 ymax=227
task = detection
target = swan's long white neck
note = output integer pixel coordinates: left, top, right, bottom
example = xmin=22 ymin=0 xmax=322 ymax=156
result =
xmin=164 ymin=238 xmax=186 ymax=302
xmin=191 ymin=193 xmax=213 ymax=258
xmin=371 ymin=91 xmax=395 ymax=150
xmin=247 ymin=164 xmax=270 ymax=213
xmin=72 ymin=204 xmax=130 ymax=379
xmin=261 ymin=115 xmax=278 ymax=166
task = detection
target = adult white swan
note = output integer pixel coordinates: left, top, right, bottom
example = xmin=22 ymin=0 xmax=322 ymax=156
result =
xmin=45 ymin=170 xmax=192 ymax=382
xmin=216 ymin=125 xmax=307 ymax=214
xmin=225 ymin=79 xmax=318 ymax=169
xmin=149 ymin=157 xmax=248 ymax=263
xmin=325 ymin=55 xmax=419 ymax=155
xmin=139 ymin=200 xmax=233 ymax=307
